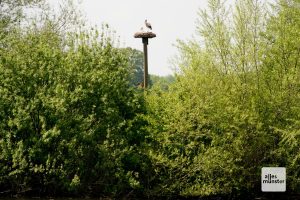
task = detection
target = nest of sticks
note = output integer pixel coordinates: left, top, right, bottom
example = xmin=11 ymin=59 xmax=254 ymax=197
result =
xmin=134 ymin=32 xmax=156 ymax=38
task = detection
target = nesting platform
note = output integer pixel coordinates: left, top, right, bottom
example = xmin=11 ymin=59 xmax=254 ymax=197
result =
xmin=134 ymin=30 xmax=156 ymax=89
xmin=134 ymin=32 xmax=156 ymax=38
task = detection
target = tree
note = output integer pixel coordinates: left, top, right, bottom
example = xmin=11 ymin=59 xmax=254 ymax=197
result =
xmin=0 ymin=0 xmax=43 ymax=31
xmin=120 ymin=47 xmax=144 ymax=87
xmin=0 ymin=18 xmax=151 ymax=196
xmin=145 ymin=0 xmax=299 ymax=198
xmin=149 ymin=74 xmax=175 ymax=90
xmin=262 ymin=0 xmax=300 ymax=192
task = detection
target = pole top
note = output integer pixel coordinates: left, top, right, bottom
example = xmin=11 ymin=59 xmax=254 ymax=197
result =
xmin=134 ymin=31 xmax=156 ymax=39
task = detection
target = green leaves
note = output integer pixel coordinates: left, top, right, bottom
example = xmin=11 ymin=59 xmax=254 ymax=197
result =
xmin=0 ymin=16 xmax=150 ymax=196
xmin=1 ymin=0 xmax=299 ymax=198
xmin=144 ymin=0 xmax=300 ymax=198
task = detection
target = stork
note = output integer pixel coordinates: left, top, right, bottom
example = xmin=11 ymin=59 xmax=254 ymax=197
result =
xmin=145 ymin=19 xmax=152 ymax=31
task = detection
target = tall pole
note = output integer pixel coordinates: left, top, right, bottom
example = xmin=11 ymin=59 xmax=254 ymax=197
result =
xmin=142 ymin=37 xmax=148 ymax=89
xmin=134 ymin=31 xmax=156 ymax=89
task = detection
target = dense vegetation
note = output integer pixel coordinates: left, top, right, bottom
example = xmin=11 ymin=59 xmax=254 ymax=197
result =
xmin=147 ymin=0 xmax=300 ymax=198
xmin=0 ymin=0 xmax=299 ymax=199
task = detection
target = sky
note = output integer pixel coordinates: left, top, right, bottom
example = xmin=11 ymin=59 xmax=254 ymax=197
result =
xmin=79 ymin=0 xmax=206 ymax=76
xmin=47 ymin=0 xmax=226 ymax=76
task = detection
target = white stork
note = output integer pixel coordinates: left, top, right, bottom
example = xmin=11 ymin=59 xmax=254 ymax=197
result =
xmin=145 ymin=19 xmax=152 ymax=31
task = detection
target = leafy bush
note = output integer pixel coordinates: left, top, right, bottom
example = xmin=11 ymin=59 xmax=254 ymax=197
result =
xmin=145 ymin=0 xmax=300 ymax=198
xmin=0 ymin=22 xmax=151 ymax=197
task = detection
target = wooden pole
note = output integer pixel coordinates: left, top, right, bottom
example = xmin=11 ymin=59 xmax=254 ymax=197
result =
xmin=142 ymin=37 xmax=148 ymax=89
xmin=134 ymin=31 xmax=156 ymax=89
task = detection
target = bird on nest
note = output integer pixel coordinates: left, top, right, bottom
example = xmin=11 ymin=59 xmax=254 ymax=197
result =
xmin=145 ymin=19 xmax=152 ymax=32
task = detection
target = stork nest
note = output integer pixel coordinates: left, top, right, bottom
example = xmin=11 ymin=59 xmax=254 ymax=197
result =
xmin=134 ymin=32 xmax=156 ymax=38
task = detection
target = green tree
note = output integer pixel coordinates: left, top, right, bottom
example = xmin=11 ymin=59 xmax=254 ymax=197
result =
xmin=0 ymin=19 xmax=151 ymax=196
xmin=262 ymin=0 xmax=300 ymax=192
xmin=149 ymin=74 xmax=175 ymax=91
xmin=145 ymin=0 xmax=300 ymax=198
xmin=0 ymin=0 xmax=43 ymax=31
xmin=120 ymin=47 xmax=144 ymax=87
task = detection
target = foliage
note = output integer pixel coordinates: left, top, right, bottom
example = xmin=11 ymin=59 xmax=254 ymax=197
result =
xmin=263 ymin=0 xmax=300 ymax=192
xmin=120 ymin=47 xmax=175 ymax=90
xmin=149 ymin=74 xmax=175 ymax=91
xmin=1 ymin=0 xmax=300 ymax=199
xmin=145 ymin=0 xmax=300 ymax=198
xmin=120 ymin=47 xmax=144 ymax=87
xmin=0 ymin=0 xmax=44 ymax=32
xmin=0 ymin=18 xmax=151 ymax=197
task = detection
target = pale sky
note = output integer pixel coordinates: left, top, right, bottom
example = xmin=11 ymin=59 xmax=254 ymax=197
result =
xmin=47 ymin=1 xmax=223 ymax=76
xmin=79 ymin=0 xmax=206 ymax=76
